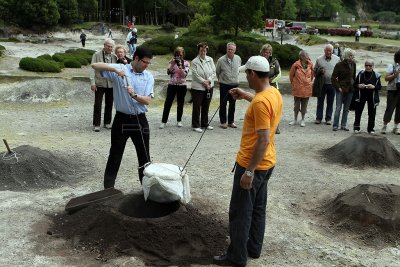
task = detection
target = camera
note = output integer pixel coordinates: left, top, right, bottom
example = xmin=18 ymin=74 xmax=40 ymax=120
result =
xmin=174 ymin=57 xmax=183 ymax=67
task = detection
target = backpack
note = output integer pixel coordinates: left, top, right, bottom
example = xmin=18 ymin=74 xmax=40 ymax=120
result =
xmin=129 ymin=34 xmax=137 ymax=44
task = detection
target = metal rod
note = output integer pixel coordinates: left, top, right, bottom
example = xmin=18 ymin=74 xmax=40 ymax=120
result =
xmin=3 ymin=139 xmax=12 ymax=154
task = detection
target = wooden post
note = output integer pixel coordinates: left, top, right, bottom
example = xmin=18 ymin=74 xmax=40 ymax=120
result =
xmin=3 ymin=139 xmax=12 ymax=154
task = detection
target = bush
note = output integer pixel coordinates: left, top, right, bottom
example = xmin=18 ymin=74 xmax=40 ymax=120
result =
xmin=63 ymin=59 xmax=82 ymax=68
xmin=317 ymin=28 xmax=373 ymax=37
xmin=19 ymin=57 xmax=61 ymax=73
xmin=161 ymin=22 xmax=176 ymax=33
xmin=0 ymin=45 xmax=5 ymax=56
xmin=37 ymin=54 xmax=53 ymax=60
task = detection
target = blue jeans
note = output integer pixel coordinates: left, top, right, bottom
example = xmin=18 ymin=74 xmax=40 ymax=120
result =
xmin=128 ymin=44 xmax=136 ymax=55
xmin=227 ymin=163 xmax=274 ymax=266
xmin=333 ymin=91 xmax=353 ymax=128
xmin=316 ymin=84 xmax=335 ymax=121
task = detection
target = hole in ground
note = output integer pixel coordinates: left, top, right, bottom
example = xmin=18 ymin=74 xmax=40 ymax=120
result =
xmin=118 ymin=193 xmax=180 ymax=218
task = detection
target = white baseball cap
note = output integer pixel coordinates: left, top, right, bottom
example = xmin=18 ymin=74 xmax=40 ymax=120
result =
xmin=239 ymin=56 xmax=270 ymax=72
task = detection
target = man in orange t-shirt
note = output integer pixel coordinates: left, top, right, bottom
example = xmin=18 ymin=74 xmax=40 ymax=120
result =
xmin=213 ymin=56 xmax=283 ymax=267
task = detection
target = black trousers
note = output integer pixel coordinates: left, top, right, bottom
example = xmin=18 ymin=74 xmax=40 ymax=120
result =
xmin=219 ymin=83 xmax=237 ymax=124
xmin=104 ymin=112 xmax=150 ymax=188
xmin=191 ymin=88 xmax=213 ymax=128
xmin=81 ymin=39 xmax=86 ymax=47
xmin=383 ymin=90 xmax=400 ymax=124
xmin=161 ymin=84 xmax=187 ymax=123
xmin=354 ymin=90 xmax=376 ymax=132
xmin=93 ymin=86 xmax=113 ymax=127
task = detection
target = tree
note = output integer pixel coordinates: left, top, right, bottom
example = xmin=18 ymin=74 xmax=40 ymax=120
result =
xmin=57 ymin=0 xmax=79 ymax=25
xmin=187 ymin=0 xmax=212 ymax=34
xmin=283 ymin=0 xmax=297 ymax=20
xmin=297 ymin=0 xmax=312 ymax=20
xmin=12 ymin=0 xmax=60 ymax=28
xmin=77 ymin=0 xmax=97 ymax=21
xmin=212 ymin=0 xmax=264 ymax=36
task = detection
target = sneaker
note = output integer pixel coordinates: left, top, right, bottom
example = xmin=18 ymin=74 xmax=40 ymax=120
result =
xmin=206 ymin=126 xmax=214 ymax=130
xmin=289 ymin=120 xmax=297 ymax=125
xmin=325 ymin=120 xmax=332 ymax=125
xmin=333 ymin=127 xmax=338 ymax=131
xmin=368 ymin=130 xmax=376 ymax=135
xmin=381 ymin=125 xmax=387 ymax=134
xmin=354 ymin=129 xmax=361 ymax=133
xmin=93 ymin=126 xmax=100 ymax=132
xmin=314 ymin=119 xmax=321 ymax=124
xmin=220 ymin=123 xmax=228 ymax=129
xmin=228 ymin=123 xmax=237 ymax=128
xmin=177 ymin=121 xmax=183 ymax=127
xmin=341 ymin=127 xmax=350 ymax=131
xmin=192 ymin=127 xmax=203 ymax=133
xmin=300 ymin=120 xmax=305 ymax=127
xmin=104 ymin=124 xmax=112 ymax=129
xmin=159 ymin=123 xmax=165 ymax=129
xmin=394 ymin=128 xmax=400 ymax=135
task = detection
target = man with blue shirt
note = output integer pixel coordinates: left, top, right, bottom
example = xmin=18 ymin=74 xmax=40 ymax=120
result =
xmin=91 ymin=47 xmax=154 ymax=188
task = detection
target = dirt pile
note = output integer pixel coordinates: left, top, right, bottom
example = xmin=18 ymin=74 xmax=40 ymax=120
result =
xmin=0 ymin=145 xmax=83 ymax=191
xmin=321 ymin=184 xmax=400 ymax=246
xmin=322 ymin=133 xmax=400 ymax=168
xmin=50 ymin=193 xmax=228 ymax=266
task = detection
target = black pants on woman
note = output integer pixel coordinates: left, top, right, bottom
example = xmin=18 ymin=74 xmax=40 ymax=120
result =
xmin=104 ymin=112 xmax=150 ymax=188
xmin=161 ymin=84 xmax=187 ymax=123
xmin=354 ymin=90 xmax=376 ymax=132
xmin=191 ymin=88 xmax=213 ymax=128
xmin=219 ymin=83 xmax=237 ymax=124
xmin=93 ymin=86 xmax=113 ymax=127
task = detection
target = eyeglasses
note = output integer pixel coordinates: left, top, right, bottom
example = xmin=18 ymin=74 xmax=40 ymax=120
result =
xmin=365 ymin=64 xmax=373 ymax=67
xmin=140 ymin=59 xmax=151 ymax=65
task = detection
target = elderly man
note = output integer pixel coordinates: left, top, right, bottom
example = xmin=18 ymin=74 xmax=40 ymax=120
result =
xmin=314 ymin=44 xmax=341 ymax=125
xmin=90 ymin=38 xmax=117 ymax=132
xmin=331 ymin=49 xmax=357 ymax=131
xmin=216 ymin=42 xmax=242 ymax=129
xmin=91 ymin=47 xmax=154 ymax=188
xmin=213 ymin=56 xmax=283 ymax=267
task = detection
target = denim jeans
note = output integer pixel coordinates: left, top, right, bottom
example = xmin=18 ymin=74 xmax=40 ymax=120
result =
xmin=128 ymin=44 xmax=136 ymax=55
xmin=316 ymin=84 xmax=335 ymax=121
xmin=226 ymin=163 xmax=274 ymax=266
xmin=333 ymin=91 xmax=353 ymax=128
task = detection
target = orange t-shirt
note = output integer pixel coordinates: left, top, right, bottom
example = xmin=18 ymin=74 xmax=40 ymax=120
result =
xmin=236 ymin=87 xmax=283 ymax=170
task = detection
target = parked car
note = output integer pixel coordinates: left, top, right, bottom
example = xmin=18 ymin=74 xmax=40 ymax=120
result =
xmin=285 ymin=22 xmax=307 ymax=34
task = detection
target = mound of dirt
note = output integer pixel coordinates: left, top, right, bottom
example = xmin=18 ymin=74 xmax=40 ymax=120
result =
xmin=322 ymin=184 xmax=400 ymax=246
xmin=49 ymin=193 xmax=228 ymax=266
xmin=322 ymin=133 xmax=400 ymax=168
xmin=0 ymin=145 xmax=83 ymax=191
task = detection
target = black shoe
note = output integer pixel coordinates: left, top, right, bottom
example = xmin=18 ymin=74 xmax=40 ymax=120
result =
xmin=248 ymin=253 xmax=260 ymax=259
xmin=213 ymin=255 xmax=245 ymax=267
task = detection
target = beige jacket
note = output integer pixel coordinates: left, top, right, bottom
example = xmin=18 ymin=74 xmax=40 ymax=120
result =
xmin=190 ymin=55 xmax=216 ymax=91
xmin=90 ymin=50 xmax=117 ymax=88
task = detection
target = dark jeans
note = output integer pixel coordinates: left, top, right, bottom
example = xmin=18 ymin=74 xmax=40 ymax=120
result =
xmin=81 ymin=39 xmax=86 ymax=47
xmin=93 ymin=86 xmax=113 ymax=127
xmin=354 ymin=90 xmax=376 ymax=132
xmin=104 ymin=112 xmax=150 ymax=188
xmin=316 ymin=84 xmax=335 ymax=121
xmin=161 ymin=84 xmax=187 ymax=123
xmin=219 ymin=83 xmax=237 ymax=124
xmin=227 ymin=163 xmax=274 ymax=266
xmin=191 ymin=88 xmax=213 ymax=128
xmin=383 ymin=90 xmax=400 ymax=124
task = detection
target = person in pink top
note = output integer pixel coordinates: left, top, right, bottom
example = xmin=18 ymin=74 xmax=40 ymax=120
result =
xmin=160 ymin=47 xmax=190 ymax=128
xmin=289 ymin=50 xmax=314 ymax=127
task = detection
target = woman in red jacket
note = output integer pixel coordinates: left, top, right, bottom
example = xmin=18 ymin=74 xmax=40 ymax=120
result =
xmin=289 ymin=50 xmax=314 ymax=127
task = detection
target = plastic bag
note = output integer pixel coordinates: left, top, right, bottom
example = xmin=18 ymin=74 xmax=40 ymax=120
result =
xmin=142 ymin=163 xmax=191 ymax=204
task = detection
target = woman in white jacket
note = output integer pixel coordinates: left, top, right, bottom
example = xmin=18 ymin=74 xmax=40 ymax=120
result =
xmin=190 ymin=42 xmax=216 ymax=133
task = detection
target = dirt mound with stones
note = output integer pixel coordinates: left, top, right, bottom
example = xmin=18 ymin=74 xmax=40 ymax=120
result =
xmin=0 ymin=145 xmax=84 ymax=191
xmin=322 ymin=133 xmax=400 ymax=168
xmin=49 ymin=193 xmax=228 ymax=266
xmin=320 ymin=184 xmax=400 ymax=247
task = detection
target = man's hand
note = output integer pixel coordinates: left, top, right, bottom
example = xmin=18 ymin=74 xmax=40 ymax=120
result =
xmin=240 ymin=173 xmax=253 ymax=190
xmin=90 ymin=85 xmax=97 ymax=92
xmin=202 ymin=80 xmax=210 ymax=89
xmin=229 ymin=88 xmax=245 ymax=100
xmin=116 ymin=69 xmax=126 ymax=77
xmin=127 ymin=86 xmax=135 ymax=96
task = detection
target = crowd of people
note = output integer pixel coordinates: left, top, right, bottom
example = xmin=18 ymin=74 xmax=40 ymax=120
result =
xmin=88 ymin=36 xmax=400 ymax=267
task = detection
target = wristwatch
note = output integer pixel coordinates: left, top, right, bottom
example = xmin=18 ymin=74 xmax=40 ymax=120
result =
xmin=132 ymin=93 xmax=138 ymax=99
xmin=244 ymin=170 xmax=254 ymax=177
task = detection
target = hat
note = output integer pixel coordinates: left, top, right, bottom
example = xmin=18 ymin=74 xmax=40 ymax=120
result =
xmin=132 ymin=28 xmax=137 ymax=33
xmin=239 ymin=56 xmax=270 ymax=72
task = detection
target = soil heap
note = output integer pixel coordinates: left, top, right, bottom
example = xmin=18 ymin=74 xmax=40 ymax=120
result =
xmin=0 ymin=145 xmax=82 ymax=191
xmin=322 ymin=184 xmax=400 ymax=246
xmin=50 ymin=193 xmax=228 ymax=266
xmin=322 ymin=133 xmax=400 ymax=168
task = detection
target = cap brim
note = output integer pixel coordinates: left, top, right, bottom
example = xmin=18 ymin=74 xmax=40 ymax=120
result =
xmin=238 ymin=65 xmax=247 ymax=72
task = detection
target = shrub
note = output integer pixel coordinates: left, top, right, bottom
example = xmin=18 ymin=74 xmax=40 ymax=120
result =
xmin=37 ymin=54 xmax=53 ymax=60
xmin=19 ymin=57 xmax=61 ymax=73
xmin=161 ymin=22 xmax=176 ymax=33
xmin=63 ymin=59 xmax=82 ymax=68
xmin=0 ymin=45 xmax=5 ymax=56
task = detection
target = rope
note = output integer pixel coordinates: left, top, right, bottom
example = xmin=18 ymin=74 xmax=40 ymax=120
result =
xmin=2 ymin=151 xmax=22 ymax=162
xmin=181 ymin=90 xmax=230 ymax=172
